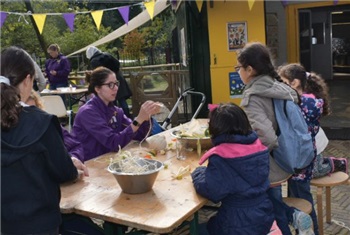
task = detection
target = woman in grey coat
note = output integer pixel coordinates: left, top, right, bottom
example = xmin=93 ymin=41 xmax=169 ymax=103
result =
xmin=238 ymin=42 xmax=315 ymax=235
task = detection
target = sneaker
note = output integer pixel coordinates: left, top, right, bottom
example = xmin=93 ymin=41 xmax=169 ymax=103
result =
xmin=292 ymin=210 xmax=314 ymax=235
xmin=331 ymin=157 xmax=348 ymax=174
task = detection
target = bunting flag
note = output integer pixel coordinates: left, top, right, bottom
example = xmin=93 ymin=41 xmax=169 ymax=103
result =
xmin=196 ymin=0 xmax=203 ymax=12
xmin=334 ymin=0 xmax=339 ymax=5
xmin=32 ymin=14 xmax=47 ymax=34
xmin=281 ymin=0 xmax=288 ymax=7
xmin=144 ymin=0 xmax=156 ymax=20
xmin=0 ymin=12 xmax=8 ymax=28
xmin=118 ymin=6 xmax=130 ymax=25
xmin=91 ymin=10 xmax=103 ymax=30
xmin=248 ymin=0 xmax=255 ymax=11
xmin=63 ymin=13 xmax=76 ymax=32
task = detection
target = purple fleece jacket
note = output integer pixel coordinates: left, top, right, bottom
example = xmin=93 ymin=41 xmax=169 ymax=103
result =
xmin=72 ymin=95 xmax=150 ymax=161
xmin=45 ymin=54 xmax=71 ymax=85
xmin=61 ymin=127 xmax=84 ymax=162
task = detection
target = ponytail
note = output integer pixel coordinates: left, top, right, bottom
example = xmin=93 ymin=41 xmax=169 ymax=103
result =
xmin=1 ymin=83 xmax=22 ymax=131
xmin=305 ymin=73 xmax=331 ymax=116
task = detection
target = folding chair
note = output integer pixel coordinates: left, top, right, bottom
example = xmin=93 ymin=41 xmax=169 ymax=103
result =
xmin=41 ymin=95 xmax=73 ymax=132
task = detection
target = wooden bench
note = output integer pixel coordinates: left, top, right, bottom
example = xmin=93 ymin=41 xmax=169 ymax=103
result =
xmin=283 ymin=197 xmax=312 ymax=214
xmin=310 ymin=171 xmax=349 ymax=235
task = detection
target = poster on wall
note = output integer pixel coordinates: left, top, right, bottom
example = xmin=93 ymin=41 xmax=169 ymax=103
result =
xmin=227 ymin=21 xmax=247 ymax=51
xmin=229 ymin=72 xmax=245 ymax=98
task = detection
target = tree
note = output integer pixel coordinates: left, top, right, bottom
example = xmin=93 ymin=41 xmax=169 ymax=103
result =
xmin=121 ymin=30 xmax=145 ymax=65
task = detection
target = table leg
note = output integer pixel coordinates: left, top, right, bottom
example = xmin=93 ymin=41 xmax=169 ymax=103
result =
xmin=325 ymin=187 xmax=331 ymax=223
xmin=316 ymin=187 xmax=324 ymax=235
xmin=189 ymin=212 xmax=199 ymax=235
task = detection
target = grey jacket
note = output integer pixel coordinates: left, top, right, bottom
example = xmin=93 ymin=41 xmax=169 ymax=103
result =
xmin=241 ymin=75 xmax=299 ymax=184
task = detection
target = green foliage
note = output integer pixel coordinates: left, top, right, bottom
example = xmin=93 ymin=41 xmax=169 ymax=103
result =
xmin=121 ymin=30 xmax=145 ymax=61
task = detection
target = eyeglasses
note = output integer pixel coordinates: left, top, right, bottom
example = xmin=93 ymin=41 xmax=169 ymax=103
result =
xmin=101 ymin=81 xmax=119 ymax=89
xmin=234 ymin=65 xmax=243 ymax=72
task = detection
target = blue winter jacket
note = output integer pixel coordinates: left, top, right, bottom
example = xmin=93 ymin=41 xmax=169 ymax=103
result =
xmin=191 ymin=132 xmax=274 ymax=235
xmin=72 ymin=95 xmax=150 ymax=161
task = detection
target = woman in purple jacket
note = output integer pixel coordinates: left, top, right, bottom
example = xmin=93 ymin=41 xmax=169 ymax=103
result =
xmin=72 ymin=66 xmax=161 ymax=161
xmin=45 ymin=44 xmax=71 ymax=90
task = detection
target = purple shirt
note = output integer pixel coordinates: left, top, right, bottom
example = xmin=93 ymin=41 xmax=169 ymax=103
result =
xmin=45 ymin=54 xmax=71 ymax=85
xmin=61 ymin=127 xmax=84 ymax=162
xmin=72 ymin=95 xmax=150 ymax=161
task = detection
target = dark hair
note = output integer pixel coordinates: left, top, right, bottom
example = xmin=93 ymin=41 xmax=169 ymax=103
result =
xmin=1 ymin=46 xmax=35 ymax=130
xmin=47 ymin=44 xmax=60 ymax=53
xmin=85 ymin=66 xmax=114 ymax=95
xmin=208 ymin=103 xmax=252 ymax=138
xmin=278 ymin=63 xmax=330 ymax=116
xmin=237 ymin=42 xmax=281 ymax=81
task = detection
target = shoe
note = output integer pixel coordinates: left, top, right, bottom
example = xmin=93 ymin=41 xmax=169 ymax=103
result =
xmin=330 ymin=157 xmax=348 ymax=174
xmin=292 ymin=210 xmax=314 ymax=235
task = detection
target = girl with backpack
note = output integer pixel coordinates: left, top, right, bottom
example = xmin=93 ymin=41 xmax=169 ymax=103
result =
xmin=238 ymin=42 xmax=314 ymax=235
xmin=278 ymin=64 xmax=348 ymax=178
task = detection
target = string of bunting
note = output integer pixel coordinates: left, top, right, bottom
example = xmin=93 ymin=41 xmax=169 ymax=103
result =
xmin=0 ymin=0 xmax=156 ymax=34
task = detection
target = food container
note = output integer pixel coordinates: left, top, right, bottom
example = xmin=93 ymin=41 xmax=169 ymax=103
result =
xmin=171 ymin=130 xmax=212 ymax=150
xmin=108 ymin=158 xmax=163 ymax=194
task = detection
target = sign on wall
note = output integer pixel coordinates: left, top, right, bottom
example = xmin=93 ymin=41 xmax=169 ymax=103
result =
xmin=227 ymin=21 xmax=247 ymax=51
xmin=229 ymin=72 xmax=245 ymax=98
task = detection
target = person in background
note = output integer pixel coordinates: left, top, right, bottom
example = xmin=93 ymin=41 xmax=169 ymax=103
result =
xmin=1 ymin=46 xmax=78 ymax=235
xmin=72 ymin=66 xmax=161 ymax=161
xmin=238 ymin=42 xmax=314 ymax=235
xmin=26 ymin=90 xmax=88 ymax=170
xmin=45 ymin=43 xmax=71 ymax=90
xmin=191 ymin=103 xmax=274 ymax=235
xmin=86 ymin=46 xmax=133 ymax=118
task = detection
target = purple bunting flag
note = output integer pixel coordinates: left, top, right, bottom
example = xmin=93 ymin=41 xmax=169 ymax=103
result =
xmin=281 ymin=0 xmax=288 ymax=7
xmin=63 ymin=13 xmax=76 ymax=32
xmin=118 ymin=6 xmax=130 ymax=25
xmin=334 ymin=0 xmax=339 ymax=5
xmin=0 ymin=12 xmax=8 ymax=28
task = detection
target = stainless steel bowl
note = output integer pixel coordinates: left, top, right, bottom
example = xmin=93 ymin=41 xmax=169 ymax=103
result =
xmin=171 ymin=130 xmax=212 ymax=150
xmin=108 ymin=158 xmax=163 ymax=194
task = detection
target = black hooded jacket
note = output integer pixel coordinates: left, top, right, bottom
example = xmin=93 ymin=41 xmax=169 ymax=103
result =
xmin=1 ymin=106 xmax=78 ymax=234
xmin=89 ymin=52 xmax=132 ymax=100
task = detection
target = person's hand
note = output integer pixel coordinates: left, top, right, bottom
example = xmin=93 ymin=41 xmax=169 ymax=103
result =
xmin=71 ymin=157 xmax=89 ymax=178
xmin=50 ymin=70 xmax=57 ymax=76
xmin=136 ymin=101 xmax=162 ymax=123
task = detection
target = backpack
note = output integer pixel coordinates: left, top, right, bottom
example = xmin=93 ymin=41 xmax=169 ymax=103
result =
xmin=272 ymin=99 xmax=314 ymax=174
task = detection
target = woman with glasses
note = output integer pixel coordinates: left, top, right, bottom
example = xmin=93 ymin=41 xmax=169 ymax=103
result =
xmin=72 ymin=66 xmax=161 ymax=161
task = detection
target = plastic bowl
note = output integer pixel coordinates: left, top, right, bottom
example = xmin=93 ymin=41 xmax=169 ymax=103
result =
xmin=171 ymin=130 xmax=212 ymax=150
xmin=108 ymin=158 xmax=163 ymax=194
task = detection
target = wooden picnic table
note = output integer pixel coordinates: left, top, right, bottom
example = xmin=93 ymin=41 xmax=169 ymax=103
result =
xmin=60 ymin=119 xmax=209 ymax=235
xmin=41 ymin=87 xmax=89 ymax=110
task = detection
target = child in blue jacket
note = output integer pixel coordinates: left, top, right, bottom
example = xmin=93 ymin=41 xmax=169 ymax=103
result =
xmin=191 ymin=103 xmax=274 ymax=235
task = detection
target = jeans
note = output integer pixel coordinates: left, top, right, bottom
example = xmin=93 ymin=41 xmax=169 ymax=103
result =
xmin=115 ymin=98 xmax=131 ymax=118
xmin=267 ymin=186 xmax=294 ymax=235
xmin=288 ymin=179 xmax=319 ymax=235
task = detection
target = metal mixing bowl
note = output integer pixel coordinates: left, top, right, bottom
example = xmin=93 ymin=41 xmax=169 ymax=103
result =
xmin=108 ymin=158 xmax=163 ymax=194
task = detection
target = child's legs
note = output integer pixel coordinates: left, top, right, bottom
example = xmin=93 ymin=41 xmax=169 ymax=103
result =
xmin=288 ymin=179 xmax=319 ymax=235
xmin=267 ymin=186 xmax=293 ymax=235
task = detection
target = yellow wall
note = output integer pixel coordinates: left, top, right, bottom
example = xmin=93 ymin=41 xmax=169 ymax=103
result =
xmin=206 ymin=1 xmax=266 ymax=105
xmin=286 ymin=1 xmax=350 ymax=63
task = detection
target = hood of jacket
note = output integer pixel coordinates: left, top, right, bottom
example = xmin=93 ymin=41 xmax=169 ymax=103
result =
xmin=1 ymin=106 xmax=57 ymax=166
xmin=241 ymin=75 xmax=299 ymax=106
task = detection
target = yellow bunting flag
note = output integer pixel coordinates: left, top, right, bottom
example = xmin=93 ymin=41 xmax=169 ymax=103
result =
xmin=248 ymin=0 xmax=256 ymax=11
xmin=91 ymin=10 xmax=103 ymax=30
xmin=32 ymin=14 xmax=47 ymax=34
xmin=144 ymin=0 xmax=155 ymax=20
xmin=196 ymin=0 xmax=203 ymax=12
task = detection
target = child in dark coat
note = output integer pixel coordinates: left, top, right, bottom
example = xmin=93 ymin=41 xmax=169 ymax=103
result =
xmin=191 ymin=103 xmax=274 ymax=235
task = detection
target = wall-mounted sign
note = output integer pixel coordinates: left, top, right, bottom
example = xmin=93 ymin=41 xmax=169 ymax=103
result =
xmin=227 ymin=21 xmax=247 ymax=51
xmin=229 ymin=72 xmax=245 ymax=98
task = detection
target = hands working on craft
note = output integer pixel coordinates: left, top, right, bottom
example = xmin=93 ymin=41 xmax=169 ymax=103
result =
xmin=134 ymin=101 xmax=162 ymax=125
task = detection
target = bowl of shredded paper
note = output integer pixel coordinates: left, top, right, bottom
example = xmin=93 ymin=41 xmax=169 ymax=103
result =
xmin=108 ymin=151 xmax=163 ymax=194
xmin=171 ymin=119 xmax=212 ymax=151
